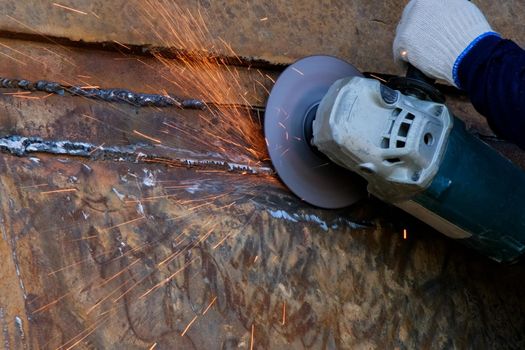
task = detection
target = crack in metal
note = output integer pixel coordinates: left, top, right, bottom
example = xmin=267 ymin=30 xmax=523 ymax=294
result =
xmin=0 ymin=77 xmax=206 ymax=109
xmin=0 ymin=135 xmax=274 ymax=175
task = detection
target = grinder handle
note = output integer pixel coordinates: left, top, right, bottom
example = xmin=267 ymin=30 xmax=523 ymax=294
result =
xmin=406 ymin=64 xmax=436 ymax=86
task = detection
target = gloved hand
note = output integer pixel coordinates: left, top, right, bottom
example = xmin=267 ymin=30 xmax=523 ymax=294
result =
xmin=393 ymin=0 xmax=499 ymax=87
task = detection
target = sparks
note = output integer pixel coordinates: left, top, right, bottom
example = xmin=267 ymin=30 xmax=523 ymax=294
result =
xmin=181 ymin=315 xmax=198 ymax=337
xmin=282 ymin=302 xmax=286 ymax=325
xmin=89 ymin=142 xmax=106 ymax=155
xmin=250 ymin=324 xmax=255 ymax=350
xmin=403 ymin=229 xmax=408 ymax=240
xmin=52 ymin=3 xmax=88 ymax=15
xmin=291 ymin=67 xmax=304 ymax=76
xmin=113 ymin=40 xmax=131 ymax=50
xmin=40 ymin=188 xmax=77 ymax=195
xmin=2 ymin=91 xmax=32 ymax=95
xmin=203 ymin=296 xmax=217 ymax=315
xmin=133 ymin=130 xmax=162 ymax=144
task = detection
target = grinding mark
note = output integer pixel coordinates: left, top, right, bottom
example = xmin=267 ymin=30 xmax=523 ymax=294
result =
xmin=0 ymin=135 xmax=274 ymax=176
xmin=0 ymin=77 xmax=205 ymax=109
xmin=268 ymin=209 xmax=370 ymax=232
xmin=11 ymin=249 xmax=26 ymax=300
xmin=1 ymin=200 xmax=28 ymax=301
xmin=0 ymin=308 xmax=8 ymax=350
xmin=14 ymin=316 xmax=24 ymax=344
xmin=1 ymin=220 xmax=6 ymax=242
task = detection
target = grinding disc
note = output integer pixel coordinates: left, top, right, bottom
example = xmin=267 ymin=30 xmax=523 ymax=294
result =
xmin=265 ymin=55 xmax=367 ymax=209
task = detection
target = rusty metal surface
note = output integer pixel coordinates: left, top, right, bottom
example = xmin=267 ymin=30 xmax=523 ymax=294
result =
xmin=0 ymin=38 xmax=276 ymax=107
xmin=2 ymin=153 xmax=525 ymax=349
xmin=0 ymin=1 xmax=524 ymax=74
xmin=0 ymin=36 xmax=521 ymax=164
xmin=0 ymin=62 xmax=524 ymax=350
xmin=0 ymin=1 xmax=525 ymax=349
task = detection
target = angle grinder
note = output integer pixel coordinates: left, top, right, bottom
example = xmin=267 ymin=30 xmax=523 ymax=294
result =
xmin=265 ymin=55 xmax=525 ymax=263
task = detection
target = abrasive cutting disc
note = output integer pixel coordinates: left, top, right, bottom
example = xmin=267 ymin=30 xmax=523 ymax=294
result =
xmin=265 ymin=56 xmax=367 ymax=209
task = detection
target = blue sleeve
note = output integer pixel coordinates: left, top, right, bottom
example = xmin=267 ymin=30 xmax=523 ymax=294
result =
xmin=457 ymin=35 xmax=525 ymax=150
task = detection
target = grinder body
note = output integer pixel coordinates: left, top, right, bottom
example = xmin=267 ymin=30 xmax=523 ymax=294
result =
xmin=313 ymin=76 xmax=525 ymax=263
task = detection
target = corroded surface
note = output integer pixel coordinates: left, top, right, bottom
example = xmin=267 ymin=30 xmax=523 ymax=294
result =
xmin=0 ymin=38 xmax=276 ymax=107
xmin=0 ymin=1 xmax=524 ymax=73
xmin=0 ymin=69 xmax=524 ymax=350
xmin=2 ymin=154 xmax=525 ymax=349
xmin=0 ymin=1 xmax=525 ymax=349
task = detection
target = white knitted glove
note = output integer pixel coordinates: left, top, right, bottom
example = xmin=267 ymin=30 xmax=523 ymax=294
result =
xmin=393 ymin=0 xmax=498 ymax=87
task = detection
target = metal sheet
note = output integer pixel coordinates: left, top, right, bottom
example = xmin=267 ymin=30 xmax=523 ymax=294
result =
xmin=0 ymin=1 xmax=523 ymax=74
xmin=2 ymin=153 xmax=525 ymax=349
xmin=0 ymin=2 xmax=524 ymax=347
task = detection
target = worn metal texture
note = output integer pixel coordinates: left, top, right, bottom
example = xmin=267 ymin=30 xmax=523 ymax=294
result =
xmin=0 ymin=38 xmax=277 ymax=107
xmin=0 ymin=1 xmax=524 ymax=73
xmin=0 ymin=1 xmax=525 ymax=349
xmin=0 ymin=37 xmax=515 ymax=153
xmin=2 ymin=153 xmax=525 ymax=349
xmin=0 ymin=72 xmax=524 ymax=349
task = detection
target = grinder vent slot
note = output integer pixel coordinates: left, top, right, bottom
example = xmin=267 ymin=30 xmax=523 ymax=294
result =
xmin=381 ymin=109 xmax=414 ymax=149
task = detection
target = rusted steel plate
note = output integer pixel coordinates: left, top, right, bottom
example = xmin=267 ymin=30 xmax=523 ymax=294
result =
xmin=0 ymin=93 xmax=268 ymax=168
xmin=0 ymin=38 xmax=276 ymax=107
xmin=1 ymin=153 xmax=525 ymax=349
xmin=0 ymin=38 xmax=506 ymax=138
xmin=0 ymin=1 xmax=524 ymax=73
xmin=0 ymin=2 xmax=524 ymax=348
xmin=0 ymin=69 xmax=524 ymax=348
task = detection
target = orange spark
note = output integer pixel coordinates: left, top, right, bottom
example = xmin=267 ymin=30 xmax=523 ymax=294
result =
xmin=282 ymin=302 xmax=286 ymax=325
xmin=203 ymin=296 xmax=217 ymax=315
xmin=58 ymin=311 xmax=114 ymax=350
xmin=260 ymin=17 xmax=268 ymax=21
xmin=368 ymin=73 xmax=387 ymax=83
xmin=181 ymin=315 xmax=198 ymax=337
xmin=52 ymin=3 xmax=88 ymax=15
xmin=133 ymin=130 xmax=162 ymax=144
xmin=89 ymin=143 xmax=106 ymax=155
xmin=40 ymin=188 xmax=77 ymax=195
xmin=0 ymin=51 xmax=27 ymax=66
xmin=32 ymin=290 xmax=75 ymax=314
xmin=139 ymin=258 xmax=198 ymax=299
xmin=2 ymin=91 xmax=31 ymax=95
xmin=85 ymin=261 xmax=142 ymax=315
xmin=113 ymin=40 xmax=131 ymax=50
xmin=12 ymin=95 xmax=42 ymax=100
xmin=403 ymin=229 xmax=408 ymax=240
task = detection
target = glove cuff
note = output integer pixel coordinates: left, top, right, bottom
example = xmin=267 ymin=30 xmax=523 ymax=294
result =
xmin=452 ymin=32 xmax=501 ymax=89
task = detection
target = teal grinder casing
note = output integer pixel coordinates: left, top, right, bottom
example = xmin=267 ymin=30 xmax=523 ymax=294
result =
xmin=313 ymin=76 xmax=525 ymax=263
